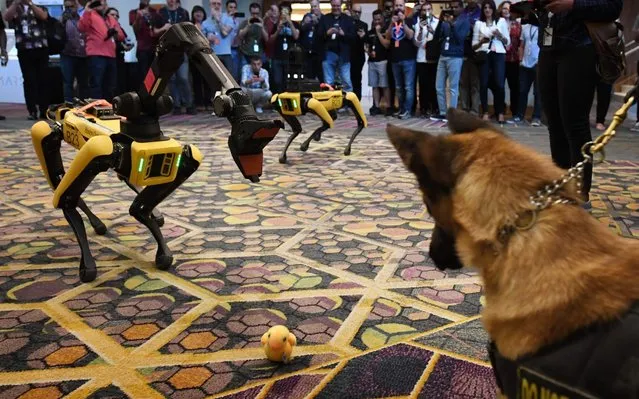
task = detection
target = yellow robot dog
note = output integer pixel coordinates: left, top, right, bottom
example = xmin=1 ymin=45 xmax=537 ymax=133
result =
xmin=271 ymin=46 xmax=367 ymax=164
xmin=31 ymin=22 xmax=282 ymax=282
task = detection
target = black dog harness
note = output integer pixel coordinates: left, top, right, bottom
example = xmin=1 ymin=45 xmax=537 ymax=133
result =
xmin=488 ymin=301 xmax=639 ymax=398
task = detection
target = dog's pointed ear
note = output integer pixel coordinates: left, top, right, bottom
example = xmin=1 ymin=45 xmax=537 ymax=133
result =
xmin=446 ymin=108 xmax=506 ymax=135
xmin=387 ymin=124 xmax=459 ymax=189
xmin=386 ymin=123 xmax=431 ymax=170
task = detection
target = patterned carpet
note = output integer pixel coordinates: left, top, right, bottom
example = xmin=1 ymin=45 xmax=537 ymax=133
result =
xmin=0 ymin=113 xmax=637 ymax=399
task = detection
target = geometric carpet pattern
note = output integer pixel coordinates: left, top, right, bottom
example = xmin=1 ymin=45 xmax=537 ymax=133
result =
xmin=0 ymin=114 xmax=637 ymax=398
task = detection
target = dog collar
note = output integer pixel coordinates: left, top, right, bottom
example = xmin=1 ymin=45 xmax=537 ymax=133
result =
xmin=497 ymin=197 xmax=578 ymax=246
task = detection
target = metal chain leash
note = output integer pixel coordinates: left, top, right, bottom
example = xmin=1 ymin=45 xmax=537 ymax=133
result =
xmin=529 ymin=94 xmax=637 ymax=213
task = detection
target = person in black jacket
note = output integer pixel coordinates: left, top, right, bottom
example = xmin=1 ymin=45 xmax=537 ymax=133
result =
xmin=315 ymin=0 xmax=356 ymax=93
xmin=349 ymin=4 xmax=368 ymax=100
xmin=537 ymin=0 xmax=623 ymax=206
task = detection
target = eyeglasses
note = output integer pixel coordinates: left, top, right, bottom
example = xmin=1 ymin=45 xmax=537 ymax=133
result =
xmin=351 ymin=10 xmax=361 ymax=14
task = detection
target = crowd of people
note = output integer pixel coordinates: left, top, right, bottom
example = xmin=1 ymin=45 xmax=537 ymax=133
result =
xmin=0 ymin=0 xmax=636 ymax=137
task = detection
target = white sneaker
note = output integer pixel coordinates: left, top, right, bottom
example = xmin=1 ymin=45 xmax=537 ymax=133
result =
xmin=531 ymin=119 xmax=541 ymax=127
xmin=255 ymin=107 xmax=263 ymax=114
xmin=631 ymin=121 xmax=639 ymax=132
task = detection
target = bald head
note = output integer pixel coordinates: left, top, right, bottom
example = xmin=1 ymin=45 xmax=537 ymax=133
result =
xmin=351 ymin=4 xmax=362 ymax=20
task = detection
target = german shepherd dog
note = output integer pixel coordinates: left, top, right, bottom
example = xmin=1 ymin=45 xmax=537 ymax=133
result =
xmin=387 ymin=109 xmax=639 ymax=398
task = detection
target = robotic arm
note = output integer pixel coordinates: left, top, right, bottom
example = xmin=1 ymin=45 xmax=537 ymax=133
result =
xmin=113 ymin=22 xmax=283 ymax=182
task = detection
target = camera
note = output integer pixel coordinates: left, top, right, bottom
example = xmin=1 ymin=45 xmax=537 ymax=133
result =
xmin=250 ymin=17 xmax=260 ymax=24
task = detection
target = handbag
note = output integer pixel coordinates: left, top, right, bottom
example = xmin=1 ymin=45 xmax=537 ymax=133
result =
xmin=585 ymin=21 xmax=626 ymax=84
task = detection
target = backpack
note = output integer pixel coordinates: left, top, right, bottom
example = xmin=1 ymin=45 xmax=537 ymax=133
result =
xmin=46 ymin=16 xmax=67 ymax=55
xmin=585 ymin=20 xmax=626 ymax=84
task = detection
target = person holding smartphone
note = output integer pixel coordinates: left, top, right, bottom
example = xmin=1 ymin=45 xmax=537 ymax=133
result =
xmin=237 ymin=3 xmax=268 ymax=72
xmin=4 ymin=0 xmax=50 ymax=120
xmin=78 ymin=0 xmax=125 ymax=101
xmin=350 ymin=4 xmax=368 ymax=101
xmin=129 ymin=0 xmax=158 ymax=89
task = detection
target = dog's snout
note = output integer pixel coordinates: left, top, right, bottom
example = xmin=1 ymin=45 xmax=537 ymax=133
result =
xmin=429 ymin=225 xmax=464 ymax=270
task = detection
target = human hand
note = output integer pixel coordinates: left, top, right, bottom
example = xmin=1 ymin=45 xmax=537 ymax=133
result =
xmin=375 ymin=24 xmax=382 ymax=33
xmin=357 ymin=29 xmax=365 ymax=38
xmin=546 ymin=0 xmax=574 ymax=13
xmin=391 ymin=15 xmax=399 ymax=24
xmin=327 ymin=27 xmax=337 ymax=35
xmin=339 ymin=27 xmax=345 ymax=36
xmin=0 ymin=52 xmax=8 ymax=67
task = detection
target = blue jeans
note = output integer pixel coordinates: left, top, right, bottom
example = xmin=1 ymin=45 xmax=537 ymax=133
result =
xmin=391 ymin=59 xmax=416 ymax=114
xmin=60 ymin=55 xmax=89 ymax=102
xmin=436 ymin=56 xmax=464 ymax=115
xmin=231 ymin=48 xmax=241 ymax=82
xmin=169 ymin=54 xmax=193 ymax=108
xmin=271 ymin=59 xmax=287 ymax=94
xmin=517 ymin=65 xmax=541 ymax=120
xmin=88 ymin=56 xmax=117 ymax=100
xmin=479 ymin=52 xmax=506 ymax=115
xmin=322 ymin=51 xmax=352 ymax=93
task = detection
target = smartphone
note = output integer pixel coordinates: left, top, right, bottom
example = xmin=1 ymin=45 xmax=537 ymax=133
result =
xmin=236 ymin=12 xmax=245 ymax=18
xmin=89 ymin=0 xmax=102 ymax=8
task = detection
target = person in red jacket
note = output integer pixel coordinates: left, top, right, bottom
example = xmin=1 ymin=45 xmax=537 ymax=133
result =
xmin=78 ymin=0 xmax=125 ymax=100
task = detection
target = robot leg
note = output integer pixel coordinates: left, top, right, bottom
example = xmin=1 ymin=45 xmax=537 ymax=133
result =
xmin=300 ymin=98 xmax=334 ymax=152
xmin=128 ymin=144 xmax=202 ymax=270
xmin=343 ymin=92 xmax=368 ymax=156
xmin=120 ymin=177 xmax=165 ymax=227
xmin=51 ymin=135 xmax=116 ymax=282
xmin=278 ymin=114 xmax=303 ymax=164
xmin=31 ymin=122 xmax=108 ymax=235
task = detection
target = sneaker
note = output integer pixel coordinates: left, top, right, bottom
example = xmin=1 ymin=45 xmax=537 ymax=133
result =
xmin=392 ymin=110 xmax=401 ymax=118
xmin=398 ymin=110 xmax=411 ymax=120
xmin=631 ymin=122 xmax=639 ymax=132
xmin=255 ymin=106 xmax=263 ymax=114
xmin=27 ymin=112 xmax=38 ymax=120
xmin=507 ymin=117 xmax=522 ymax=124
xmin=430 ymin=114 xmax=447 ymax=122
xmin=581 ymin=201 xmax=592 ymax=211
xmin=172 ymin=107 xmax=182 ymax=115
xmin=369 ymin=106 xmax=380 ymax=116
xmin=595 ymin=123 xmax=606 ymax=131
xmin=384 ymin=108 xmax=394 ymax=117
xmin=531 ymin=119 xmax=541 ymax=127
xmin=186 ymin=107 xmax=197 ymax=115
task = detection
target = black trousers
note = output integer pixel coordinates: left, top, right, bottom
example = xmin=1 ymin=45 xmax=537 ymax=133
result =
xmin=538 ymin=45 xmax=597 ymax=199
xmin=417 ymin=62 xmax=439 ymax=115
xmin=18 ymin=48 xmax=49 ymax=115
xmin=351 ymin=59 xmax=365 ymax=100
xmin=505 ymin=61 xmax=519 ymax=116
xmin=595 ymin=80 xmax=612 ymax=124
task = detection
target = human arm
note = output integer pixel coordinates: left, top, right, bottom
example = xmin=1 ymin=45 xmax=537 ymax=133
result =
xmin=240 ymin=65 xmax=251 ymax=87
xmin=403 ymin=16 xmax=415 ymax=40
xmin=153 ymin=13 xmax=171 ymax=36
xmin=219 ymin=15 xmax=233 ymax=37
xmin=262 ymin=69 xmax=270 ymax=91
xmin=291 ymin=21 xmax=300 ymax=40
xmin=452 ymin=15 xmax=470 ymax=44
xmin=376 ymin=26 xmax=390 ymax=48
xmin=0 ymin=18 xmax=7 ymax=63
xmin=27 ymin=2 xmax=49 ymax=21
xmin=518 ymin=25 xmax=525 ymax=60
xmin=495 ymin=18 xmax=510 ymax=47
xmin=633 ymin=16 xmax=639 ymax=43
xmin=3 ymin=0 xmax=19 ymax=22
xmin=237 ymin=20 xmax=249 ymax=40
xmin=78 ymin=8 xmax=94 ymax=33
